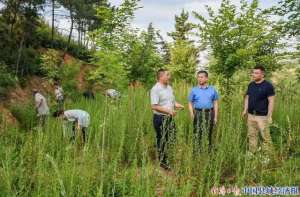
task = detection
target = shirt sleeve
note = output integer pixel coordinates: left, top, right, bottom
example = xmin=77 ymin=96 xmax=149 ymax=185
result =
xmin=246 ymin=83 xmax=251 ymax=95
xmin=213 ymin=88 xmax=219 ymax=101
xmin=267 ymin=83 xmax=275 ymax=97
xmin=150 ymin=88 xmax=159 ymax=105
xmin=35 ymin=94 xmax=42 ymax=107
xmin=188 ymin=89 xmax=194 ymax=102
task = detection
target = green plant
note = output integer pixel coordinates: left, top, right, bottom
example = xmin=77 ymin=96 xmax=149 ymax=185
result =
xmin=9 ymin=102 xmax=37 ymax=130
xmin=0 ymin=62 xmax=16 ymax=99
xmin=40 ymin=49 xmax=63 ymax=81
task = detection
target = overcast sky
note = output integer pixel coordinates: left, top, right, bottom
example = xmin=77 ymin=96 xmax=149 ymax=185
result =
xmin=110 ymin=0 xmax=279 ymax=40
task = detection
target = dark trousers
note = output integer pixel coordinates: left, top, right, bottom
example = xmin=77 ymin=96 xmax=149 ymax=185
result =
xmin=153 ymin=114 xmax=176 ymax=165
xmin=193 ymin=109 xmax=214 ymax=152
xmin=57 ymin=99 xmax=64 ymax=111
xmin=72 ymin=122 xmax=87 ymax=143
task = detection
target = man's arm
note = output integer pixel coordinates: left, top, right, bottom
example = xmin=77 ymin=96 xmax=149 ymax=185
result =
xmin=175 ymin=102 xmax=184 ymax=109
xmin=267 ymin=96 xmax=275 ymax=121
xmin=213 ymin=100 xmax=218 ymax=124
xmin=151 ymin=105 xmax=175 ymax=116
xmin=242 ymin=95 xmax=249 ymax=118
xmin=188 ymin=102 xmax=194 ymax=120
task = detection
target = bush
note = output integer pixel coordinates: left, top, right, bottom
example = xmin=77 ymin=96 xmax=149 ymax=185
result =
xmin=9 ymin=103 xmax=37 ymax=130
xmin=40 ymin=49 xmax=62 ymax=81
xmin=36 ymin=22 xmax=92 ymax=61
xmin=88 ymin=50 xmax=129 ymax=90
xmin=0 ymin=62 xmax=16 ymax=99
xmin=61 ymin=62 xmax=81 ymax=98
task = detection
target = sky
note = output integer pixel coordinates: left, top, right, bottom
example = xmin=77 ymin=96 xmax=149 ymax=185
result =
xmin=1 ymin=0 xmax=296 ymax=67
xmin=107 ymin=0 xmax=284 ymax=67
xmin=109 ymin=0 xmax=279 ymax=40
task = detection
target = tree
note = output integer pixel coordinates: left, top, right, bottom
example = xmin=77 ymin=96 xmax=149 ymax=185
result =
xmin=0 ymin=0 xmax=45 ymax=76
xmin=275 ymin=0 xmax=300 ymax=36
xmin=193 ymin=0 xmax=282 ymax=92
xmin=89 ymin=0 xmax=142 ymax=88
xmin=168 ymin=41 xmax=199 ymax=82
xmin=125 ymin=23 xmax=164 ymax=85
xmin=167 ymin=9 xmax=199 ymax=82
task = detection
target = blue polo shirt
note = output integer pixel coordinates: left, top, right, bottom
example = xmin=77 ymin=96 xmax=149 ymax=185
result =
xmin=188 ymin=85 xmax=219 ymax=109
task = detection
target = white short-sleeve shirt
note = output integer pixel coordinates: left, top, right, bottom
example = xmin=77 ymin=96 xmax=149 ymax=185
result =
xmin=64 ymin=109 xmax=90 ymax=128
xmin=150 ymin=82 xmax=175 ymax=115
xmin=34 ymin=93 xmax=49 ymax=116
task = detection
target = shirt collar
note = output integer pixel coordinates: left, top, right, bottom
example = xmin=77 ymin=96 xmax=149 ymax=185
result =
xmin=198 ymin=84 xmax=209 ymax=89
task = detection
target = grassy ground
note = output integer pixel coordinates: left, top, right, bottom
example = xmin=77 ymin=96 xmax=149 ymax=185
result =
xmin=0 ymin=81 xmax=299 ymax=196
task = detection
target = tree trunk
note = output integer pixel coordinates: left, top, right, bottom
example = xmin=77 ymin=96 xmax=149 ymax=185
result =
xmin=67 ymin=2 xmax=74 ymax=47
xmin=16 ymin=35 xmax=25 ymax=76
xmin=51 ymin=0 xmax=55 ymax=44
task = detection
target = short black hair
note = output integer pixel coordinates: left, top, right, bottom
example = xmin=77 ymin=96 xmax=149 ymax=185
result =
xmin=53 ymin=110 xmax=64 ymax=117
xmin=197 ymin=70 xmax=208 ymax=77
xmin=157 ymin=68 xmax=168 ymax=80
xmin=253 ymin=64 xmax=266 ymax=72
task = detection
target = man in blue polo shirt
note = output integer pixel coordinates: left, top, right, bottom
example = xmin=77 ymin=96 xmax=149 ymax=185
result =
xmin=188 ymin=70 xmax=219 ymax=152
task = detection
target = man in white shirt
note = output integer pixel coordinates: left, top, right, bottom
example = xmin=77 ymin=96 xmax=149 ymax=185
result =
xmin=54 ymin=109 xmax=90 ymax=143
xmin=150 ymin=68 xmax=184 ymax=169
xmin=33 ymin=89 xmax=49 ymax=127
xmin=54 ymin=82 xmax=64 ymax=111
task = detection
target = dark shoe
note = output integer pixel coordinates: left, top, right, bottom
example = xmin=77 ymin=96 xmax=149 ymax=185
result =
xmin=160 ymin=162 xmax=171 ymax=171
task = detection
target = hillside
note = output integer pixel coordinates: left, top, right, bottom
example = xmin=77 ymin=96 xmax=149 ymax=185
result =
xmin=0 ymin=51 xmax=93 ymax=127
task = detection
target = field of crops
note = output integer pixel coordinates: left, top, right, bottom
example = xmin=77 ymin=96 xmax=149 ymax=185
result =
xmin=0 ymin=82 xmax=299 ymax=196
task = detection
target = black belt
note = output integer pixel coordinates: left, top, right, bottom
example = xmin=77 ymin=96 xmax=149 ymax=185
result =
xmin=248 ymin=110 xmax=267 ymax=116
xmin=195 ymin=108 xmax=213 ymax=112
xmin=153 ymin=113 xmax=169 ymax=117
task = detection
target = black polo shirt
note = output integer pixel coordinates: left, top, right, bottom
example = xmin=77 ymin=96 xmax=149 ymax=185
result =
xmin=246 ymin=80 xmax=275 ymax=116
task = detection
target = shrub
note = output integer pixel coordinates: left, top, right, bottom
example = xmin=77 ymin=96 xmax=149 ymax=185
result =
xmin=40 ymin=49 xmax=62 ymax=81
xmin=9 ymin=103 xmax=37 ymax=130
xmin=0 ymin=62 xmax=16 ymax=99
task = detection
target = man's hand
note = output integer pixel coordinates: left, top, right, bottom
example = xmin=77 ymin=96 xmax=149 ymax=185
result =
xmin=168 ymin=110 xmax=177 ymax=117
xmin=175 ymin=102 xmax=184 ymax=110
xmin=190 ymin=112 xmax=194 ymax=120
xmin=267 ymin=116 xmax=273 ymax=124
xmin=214 ymin=117 xmax=218 ymax=125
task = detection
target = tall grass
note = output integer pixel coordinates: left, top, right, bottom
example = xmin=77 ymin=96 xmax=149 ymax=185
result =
xmin=0 ymin=82 xmax=299 ymax=196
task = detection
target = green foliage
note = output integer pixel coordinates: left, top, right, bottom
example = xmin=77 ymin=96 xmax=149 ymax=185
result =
xmin=124 ymin=23 xmax=164 ymax=85
xmin=91 ymin=1 xmax=165 ymax=87
xmin=168 ymin=40 xmax=199 ymax=82
xmin=40 ymin=49 xmax=62 ymax=81
xmin=1 ymin=82 xmax=300 ymax=195
xmin=88 ymin=50 xmax=128 ymax=89
xmin=275 ymin=0 xmax=300 ymax=36
xmin=193 ymin=0 xmax=283 ymax=80
xmin=168 ymin=9 xmax=195 ymax=42
xmin=9 ymin=102 xmax=37 ymax=130
xmin=167 ymin=10 xmax=199 ymax=82
xmin=35 ymin=22 xmax=92 ymax=61
xmin=61 ymin=62 xmax=81 ymax=98
xmin=0 ymin=62 xmax=16 ymax=99
xmin=296 ymin=67 xmax=300 ymax=81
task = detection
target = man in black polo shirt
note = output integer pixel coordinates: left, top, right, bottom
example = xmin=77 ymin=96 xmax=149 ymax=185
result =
xmin=242 ymin=65 xmax=275 ymax=155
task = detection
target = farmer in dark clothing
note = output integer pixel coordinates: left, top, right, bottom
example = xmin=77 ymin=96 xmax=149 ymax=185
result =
xmin=188 ymin=71 xmax=219 ymax=153
xmin=83 ymin=89 xmax=95 ymax=99
xmin=150 ymin=68 xmax=184 ymax=169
